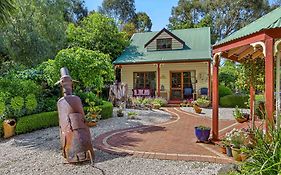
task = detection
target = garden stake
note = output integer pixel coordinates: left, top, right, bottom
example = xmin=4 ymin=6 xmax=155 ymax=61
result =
xmin=57 ymin=67 xmax=94 ymax=164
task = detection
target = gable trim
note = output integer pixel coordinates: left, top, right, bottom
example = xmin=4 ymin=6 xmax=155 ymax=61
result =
xmin=144 ymin=28 xmax=185 ymax=48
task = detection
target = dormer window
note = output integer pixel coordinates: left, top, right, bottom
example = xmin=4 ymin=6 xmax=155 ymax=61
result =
xmin=156 ymin=38 xmax=172 ymax=50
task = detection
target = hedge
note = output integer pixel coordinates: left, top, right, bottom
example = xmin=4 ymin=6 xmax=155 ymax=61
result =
xmin=98 ymin=101 xmax=113 ymax=119
xmin=5 ymin=101 xmax=113 ymax=136
xmin=219 ymin=85 xmax=233 ymax=98
xmin=15 ymin=111 xmax=58 ymax=135
xmin=0 ymin=119 xmax=3 ymax=137
xmin=220 ymin=95 xmax=249 ymax=108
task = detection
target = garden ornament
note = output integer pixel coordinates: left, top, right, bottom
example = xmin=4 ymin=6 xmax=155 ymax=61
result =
xmin=56 ymin=67 xmax=94 ymax=165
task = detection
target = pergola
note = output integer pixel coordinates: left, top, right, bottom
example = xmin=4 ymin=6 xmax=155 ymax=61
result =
xmin=212 ymin=7 xmax=281 ymax=140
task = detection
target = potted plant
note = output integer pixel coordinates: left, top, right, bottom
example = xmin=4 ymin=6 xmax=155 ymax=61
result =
xmin=127 ymin=111 xmax=138 ymax=119
xmin=220 ymin=138 xmax=231 ymax=154
xmin=117 ymin=108 xmax=124 ymax=117
xmin=195 ymin=96 xmax=210 ymax=108
xmin=84 ymin=104 xmax=101 ymax=127
xmin=224 ymin=132 xmax=233 ymax=157
xmin=194 ymin=125 xmax=211 ymax=142
xmin=233 ymin=106 xmax=248 ymax=123
xmin=239 ymin=146 xmax=249 ymax=162
xmin=84 ymin=114 xmax=101 ymax=127
xmin=229 ymin=129 xmax=247 ymax=161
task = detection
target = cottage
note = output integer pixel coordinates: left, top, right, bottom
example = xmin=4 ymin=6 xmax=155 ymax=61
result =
xmin=113 ymin=27 xmax=211 ymax=102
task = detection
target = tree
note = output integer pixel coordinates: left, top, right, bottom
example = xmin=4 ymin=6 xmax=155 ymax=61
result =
xmin=219 ymin=60 xmax=238 ymax=91
xmin=133 ymin=12 xmax=152 ymax=32
xmin=66 ymin=12 xmax=129 ymax=60
xmin=168 ymin=0 xmax=271 ymax=43
xmin=98 ymin=0 xmax=136 ymax=25
xmin=122 ymin=12 xmax=152 ymax=38
xmin=168 ymin=0 xmax=206 ymax=29
xmin=0 ymin=0 xmax=68 ymax=66
xmin=64 ymin=0 xmax=88 ymax=23
xmin=0 ymin=0 xmax=15 ymax=24
xmin=122 ymin=22 xmax=137 ymax=38
xmin=44 ymin=47 xmax=114 ymax=92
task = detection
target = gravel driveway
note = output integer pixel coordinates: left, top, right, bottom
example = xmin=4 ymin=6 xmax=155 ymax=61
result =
xmin=0 ymin=108 xmax=222 ymax=175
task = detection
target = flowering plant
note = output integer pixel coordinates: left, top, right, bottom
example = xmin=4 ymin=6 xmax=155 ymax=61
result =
xmin=224 ymin=128 xmax=247 ymax=148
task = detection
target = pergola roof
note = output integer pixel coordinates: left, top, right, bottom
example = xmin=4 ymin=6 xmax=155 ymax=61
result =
xmin=214 ymin=6 xmax=281 ymax=47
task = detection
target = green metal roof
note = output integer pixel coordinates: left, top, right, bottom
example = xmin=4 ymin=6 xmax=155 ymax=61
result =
xmin=113 ymin=27 xmax=211 ymax=64
xmin=214 ymin=6 xmax=281 ymax=47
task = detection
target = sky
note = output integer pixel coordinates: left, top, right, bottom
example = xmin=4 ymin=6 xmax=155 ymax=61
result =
xmin=84 ymin=0 xmax=179 ymax=31
xmin=85 ymin=0 xmax=277 ymax=31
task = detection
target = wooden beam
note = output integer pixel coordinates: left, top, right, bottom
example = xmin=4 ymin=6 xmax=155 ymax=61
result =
xmin=227 ymin=47 xmax=241 ymax=57
xmin=265 ymin=37 xmax=274 ymax=131
xmin=250 ymin=83 xmax=255 ymax=129
xmin=251 ymin=50 xmax=264 ymax=59
xmin=157 ymin=63 xmax=160 ymax=97
xmin=208 ymin=60 xmax=211 ymax=97
xmin=238 ymin=47 xmax=254 ymax=60
xmin=212 ymin=55 xmax=220 ymax=141
xmin=213 ymin=33 xmax=266 ymax=54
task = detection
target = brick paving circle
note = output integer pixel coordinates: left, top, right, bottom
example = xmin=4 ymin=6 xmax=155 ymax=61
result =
xmin=94 ymin=107 xmax=239 ymax=164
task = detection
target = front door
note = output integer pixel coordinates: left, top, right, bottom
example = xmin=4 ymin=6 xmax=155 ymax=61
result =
xmin=170 ymin=71 xmax=196 ymax=100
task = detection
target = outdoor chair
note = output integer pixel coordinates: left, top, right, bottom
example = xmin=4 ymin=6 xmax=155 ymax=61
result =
xmin=199 ymin=87 xmax=208 ymax=96
xmin=184 ymin=87 xmax=193 ymax=99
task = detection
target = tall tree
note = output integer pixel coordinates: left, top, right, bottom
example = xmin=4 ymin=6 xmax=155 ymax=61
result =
xmin=66 ymin=12 xmax=129 ymax=60
xmin=98 ymin=0 xmax=136 ymax=25
xmin=168 ymin=0 xmax=271 ymax=43
xmin=64 ymin=0 xmax=88 ymax=23
xmin=122 ymin=12 xmax=152 ymax=38
xmin=0 ymin=0 xmax=15 ymax=24
xmin=0 ymin=0 xmax=68 ymax=66
xmin=133 ymin=12 xmax=152 ymax=32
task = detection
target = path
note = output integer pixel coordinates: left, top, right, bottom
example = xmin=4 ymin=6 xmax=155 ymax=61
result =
xmin=94 ymin=107 xmax=243 ymax=163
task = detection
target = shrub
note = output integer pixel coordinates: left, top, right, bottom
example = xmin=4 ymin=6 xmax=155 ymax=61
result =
xmin=220 ymin=95 xmax=249 ymax=108
xmin=10 ymin=96 xmax=24 ymax=117
xmin=0 ymin=99 xmax=5 ymax=116
xmin=0 ymin=118 xmax=3 ymax=137
xmin=219 ymin=85 xmax=233 ymax=98
xmin=152 ymin=97 xmax=168 ymax=107
xmin=77 ymin=91 xmax=103 ymax=106
xmin=44 ymin=47 xmax=114 ymax=92
xmin=15 ymin=111 xmax=58 ymax=135
xmin=25 ymin=94 xmax=38 ymax=114
xmin=240 ymin=127 xmax=281 ymax=174
xmin=98 ymin=101 xmax=113 ymax=119
xmin=39 ymin=96 xmax=58 ymax=112
xmin=142 ymin=98 xmax=153 ymax=105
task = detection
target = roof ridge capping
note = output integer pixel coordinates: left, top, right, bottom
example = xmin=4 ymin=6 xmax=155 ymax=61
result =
xmin=214 ymin=6 xmax=281 ymax=47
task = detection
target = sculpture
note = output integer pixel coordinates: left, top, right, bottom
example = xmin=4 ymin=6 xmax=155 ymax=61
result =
xmin=56 ymin=67 xmax=94 ymax=164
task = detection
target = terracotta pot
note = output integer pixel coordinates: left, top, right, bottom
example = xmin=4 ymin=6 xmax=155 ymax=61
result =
xmin=235 ymin=117 xmax=248 ymax=123
xmin=220 ymin=146 xmax=226 ymax=154
xmin=240 ymin=153 xmax=248 ymax=161
xmin=193 ymin=105 xmax=202 ymax=114
xmin=86 ymin=121 xmax=96 ymax=127
xmin=231 ymin=147 xmax=242 ymax=161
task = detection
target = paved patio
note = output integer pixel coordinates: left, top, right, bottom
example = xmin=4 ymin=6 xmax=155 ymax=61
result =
xmin=94 ymin=107 xmax=250 ymax=164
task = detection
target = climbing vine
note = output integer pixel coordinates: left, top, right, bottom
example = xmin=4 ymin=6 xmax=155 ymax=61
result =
xmin=236 ymin=57 xmax=265 ymax=92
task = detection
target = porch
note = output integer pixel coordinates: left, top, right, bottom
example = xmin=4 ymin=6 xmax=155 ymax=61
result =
xmin=116 ymin=61 xmax=211 ymax=102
